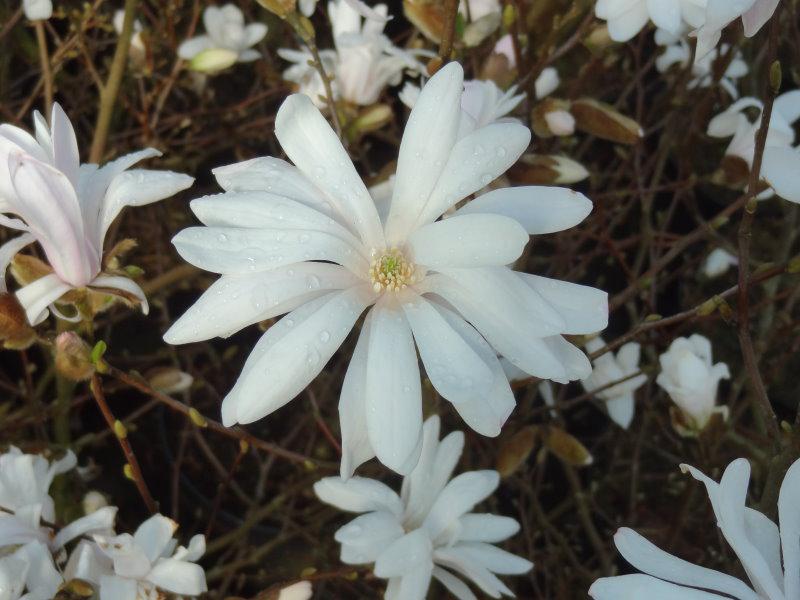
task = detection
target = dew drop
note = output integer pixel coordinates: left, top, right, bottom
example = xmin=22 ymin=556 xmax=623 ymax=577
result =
xmin=307 ymin=275 xmax=321 ymax=289
xmin=319 ymin=330 xmax=331 ymax=343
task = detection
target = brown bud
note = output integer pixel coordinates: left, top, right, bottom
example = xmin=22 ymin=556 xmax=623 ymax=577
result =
xmin=571 ymin=98 xmax=643 ymax=145
xmin=0 ymin=293 xmax=36 ymax=349
xmin=496 ymin=426 xmax=538 ymax=477
xmin=543 ymin=426 xmax=593 ymax=467
xmin=54 ymin=332 xmax=95 ymax=382
xmin=256 ymin=0 xmax=296 ymax=18
xmin=403 ymin=0 xmax=445 ymax=44
xmin=509 ymin=154 xmax=589 ymax=185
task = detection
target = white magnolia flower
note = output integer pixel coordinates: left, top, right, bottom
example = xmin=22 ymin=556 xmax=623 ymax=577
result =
xmin=591 ymin=456 xmax=800 ymax=600
xmin=314 ymin=415 xmax=532 ymax=600
xmin=164 ymin=62 xmax=608 ymax=476
xmin=655 ymin=30 xmax=747 ymax=98
xmin=693 ymin=0 xmax=780 ymax=61
xmin=763 ymin=146 xmax=800 ymax=204
xmin=581 ymin=336 xmax=647 ymax=429
xmin=595 ymin=0 xmax=701 ymax=42
xmin=0 ymin=103 xmax=193 ymax=325
xmin=655 ymin=334 xmax=729 ymax=433
xmin=707 ymin=91 xmax=800 ymax=197
xmin=280 ymin=0 xmax=426 ymax=107
xmin=23 ymin=0 xmax=52 ymax=20
xmin=703 ymin=248 xmax=738 ymax=277
xmin=177 ymin=4 xmax=267 ymax=65
xmin=0 ymin=447 xmax=117 ymax=600
xmin=113 ymin=9 xmax=145 ymax=53
xmin=65 ymin=514 xmax=207 ymax=600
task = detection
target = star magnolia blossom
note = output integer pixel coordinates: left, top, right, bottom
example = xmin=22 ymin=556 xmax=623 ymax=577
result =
xmin=314 ymin=416 xmax=532 ymax=599
xmin=164 ymin=61 xmax=608 ymax=476
xmin=703 ymin=247 xmax=738 ymax=278
xmin=692 ymin=0 xmax=780 ymax=61
xmin=591 ymin=457 xmax=800 ymax=600
xmin=23 ymin=0 xmax=52 ymax=20
xmin=707 ymin=91 xmax=800 ymax=197
xmin=655 ymin=29 xmax=747 ymax=98
xmin=580 ymin=336 xmax=647 ymax=429
xmin=0 ymin=103 xmax=193 ymax=325
xmin=279 ymin=0 xmax=426 ymax=107
xmin=177 ymin=4 xmax=267 ymax=65
xmin=0 ymin=447 xmax=118 ymax=600
xmin=65 ymin=514 xmax=207 ymax=600
xmin=656 ymin=334 xmax=729 ymax=434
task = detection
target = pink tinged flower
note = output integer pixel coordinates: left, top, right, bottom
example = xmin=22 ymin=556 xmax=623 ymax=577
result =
xmin=165 ymin=61 xmax=608 ymax=476
xmin=0 ymin=103 xmax=194 ymax=325
xmin=581 ymin=336 xmax=647 ymax=429
xmin=64 ymin=514 xmax=207 ymax=600
xmin=314 ymin=416 xmax=533 ymax=600
xmin=590 ymin=457 xmax=800 ymax=600
xmin=655 ymin=334 xmax=729 ymax=433
xmin=177 ymin=4 xmax=268 ymax=65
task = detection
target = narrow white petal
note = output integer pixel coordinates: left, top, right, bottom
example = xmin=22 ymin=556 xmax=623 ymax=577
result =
xmin=133 ymin=515 xmax=178 ymax=564
xmin=164 ymin=264 xmax=360 ymax=344
xmin=646 ymin=0 xmax=681 ymax=33
xmin=779 ymin=458 xmax=800 ymax=599
xmin=415 ymin=122 xmax=531 ymax=227
xmin=458 ymin=514 xmax=520 ymax=543
xmin=365 ymin=298 xmax=423 ymax=474
xmin=613 ymin=528 xmax=760 ymax=600
xmin=15 ymin=274 xmax=72 ymax=325
xmin=455 ymin=186 xmax=593 ymax=235
xmin=99 ymin=574 xmax=138 ymax=600
xmin=520 ymin=274 xmax=608 ymax=335
xmin=589 ymin=574 xmax=729 ymax=599
xmin=53 ymin=506 xmax=117 ymax=549
xmin=171 ymin=226 xmax=368 ymax=275
xmin=432 ymin=566 xmax=478 ymax=600
xmin=763 ymin=147 xmax=800 ymax=203
xmin=452 ymin=542 xmax=533 ymax=575
xmin=0 ymin=233 xmax=36 ymax=293
xmin=274 ymin=94 xmax=383 ymax=248
xmin=408 ymin=214 xmax=529 ymax=269
xmin=402 ymin=294 xmax=494 ymax=404
xmin=335 ymin=511 xmax=405 ymax=564
xmin=146 ymin=558 xmax=208 ymax=594
xmin=423 ymin=471 xmax=499 ymax=540
xmin=222 ymin=286 xmax=373 ymax=425
xmin=385 ymin=62 xmax=464 ymax=244
xmin=49 ymin=103 xmax=80 ymax=188
xmin=433 ymin=545 xmax=514 ymax=598
xmin=339 ymin=315 xmax=375 ymax=479
xmin=313 ymin=476 xmax=403 ymax=516
xmin=90 ymin=274 xmax=149 ymax=315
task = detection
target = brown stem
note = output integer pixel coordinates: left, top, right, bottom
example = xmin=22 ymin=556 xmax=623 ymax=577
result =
xmin=438 ymin=0 xmax=458 ymax=62
xmin=89 ymin=374 xmax=157 ymax=513
xmin=34 ymin=21 xmax=53 ymax=116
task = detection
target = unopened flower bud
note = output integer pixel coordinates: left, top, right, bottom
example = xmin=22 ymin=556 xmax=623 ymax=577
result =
xmin=256 ymin=0 xmax=297 ymax=18
xmin=571 ymin=98 xmax=643 ymax=145
xmin=82 ymin=490 xmax=108 ymax=515
xmin=0 ymin=293 xmax=35 ymax=349
xmin=54 ymin=332 xmax=95 ymax=382
xmin=189 ymin=48 xmax=239 ymax=73
xmin=510 ymin=154 xmax=589 ymax=185
xmin=531 ymin=98 xmax=574 ymax=137
xmin=148 ymin=367 xmax=194 ymax=395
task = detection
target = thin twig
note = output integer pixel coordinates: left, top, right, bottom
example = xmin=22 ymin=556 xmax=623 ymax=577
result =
xmin=438 ymin=0 xmax=459 ymax=63
xmin=89 ymin=374 xmax=157 ymax=513
xmin=34 ymin=21 xmax=53 ymax=116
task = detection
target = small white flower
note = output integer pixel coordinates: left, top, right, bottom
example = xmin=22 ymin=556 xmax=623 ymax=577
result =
xmin=278 ymin=581 xmax=313 ymax=600
xmin=64 ymin=514 xmax=207 ymax=600
xmin=113 ymin=9 xmax=145 ymax=53
xmin=314 ymin=415 xmax=532 ymax=600
xmin=692 ymin=0 xmax=780 ymax=62
xmin=165 ymin=62 xmax=607 ymax=476
xmin=0 ymin=447 xmax=117 ymax=599
xmin=655 ymin=334 xmax=729 ymax=433
xmin=707 ymin=90 xmax=800 ymax=198
xmin=492 ymin=34 xmax=516 ymax=67
xmin=656 ymin=31 xmax=748 ymax=98
xmin=591 ymin=456 xmax=800 ymax=600
xmin=0 ymin=103 xmax=194 ymax=325
xmin=177 ymin=4 xmax=267 ymax=67
xmin=703 ymin=248 xmax=738 ymax=277
xmin=280 ymin=0 xmax=427 ymax=107
xmin=581 ymin=336 xmax=647 ymax=429
xmin=23 ymin=0 xmax=52 ymax=21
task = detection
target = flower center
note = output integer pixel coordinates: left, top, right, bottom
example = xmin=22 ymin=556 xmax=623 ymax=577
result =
xmin=369 ymin=248 xmax=416 ymax=293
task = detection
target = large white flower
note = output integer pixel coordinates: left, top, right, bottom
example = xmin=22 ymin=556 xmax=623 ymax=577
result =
xmin=177 ymin=4 xmax=267 ymax=65
xmin=581 ymin=336 xmax=647 ymax=429
xmin=64 ymin=514 xmax=207 ymax=600
xmin=655 ymin=334 xmax=729 ymax=434
xmin=0 ymin=103 xmax=194 ymax=325
xmin=591 ymin=457 xmax=800 ymax=600
xmin=164 ymin=61 xmax=607 ymax=476
xmin=314 ymin=415 xmax=532 ymax=600
xmin=0 ymin=447 xmax=117 ymax=600
xmin=692 ymin=0 xmax=780 ymax=61
xmin=279 ymin=0 xmax=427 ymax=107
